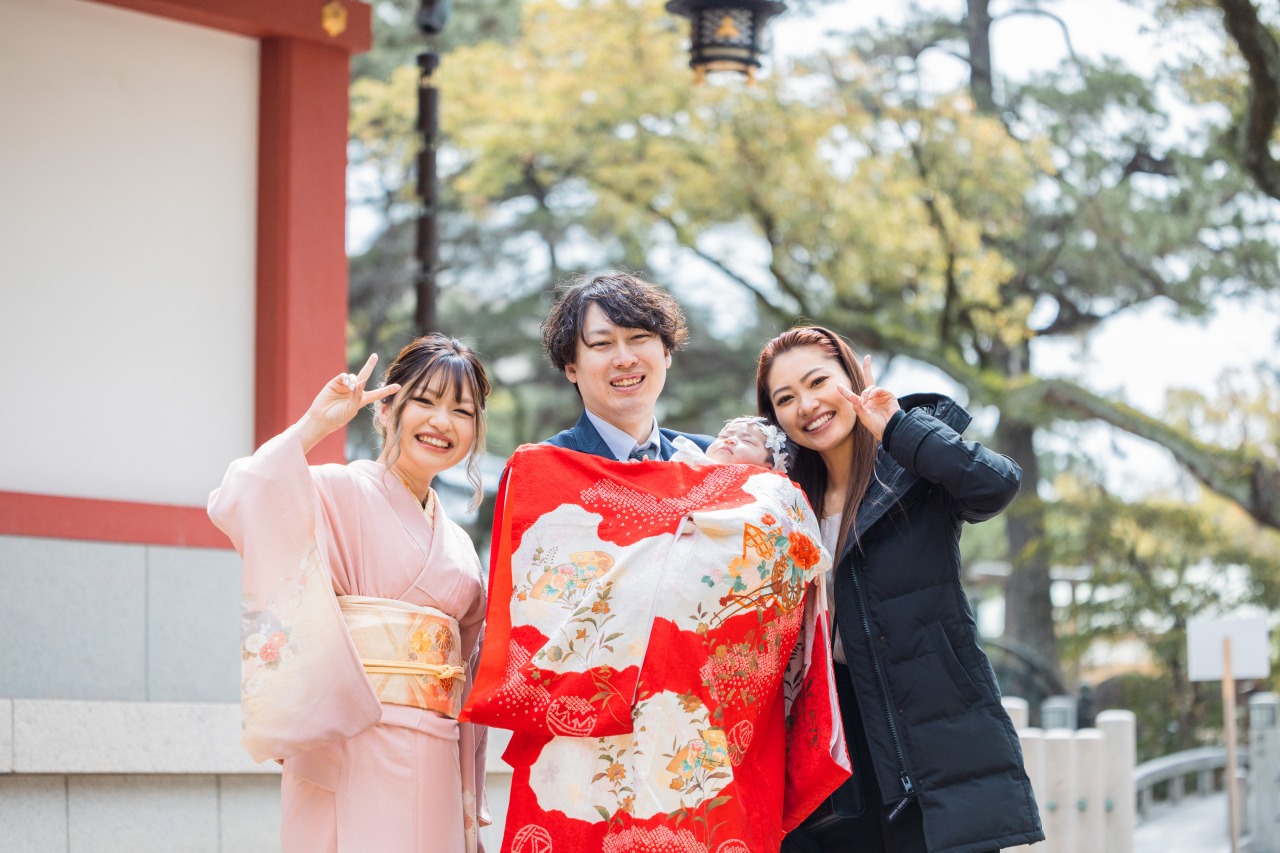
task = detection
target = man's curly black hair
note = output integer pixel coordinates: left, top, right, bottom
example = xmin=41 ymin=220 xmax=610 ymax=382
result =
xmin=541 ymin=272 xmax=690 ymax=371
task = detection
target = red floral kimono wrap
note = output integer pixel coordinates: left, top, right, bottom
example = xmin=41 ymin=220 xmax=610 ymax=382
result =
xmin=463 ymin=445 xmax=850 ymax=853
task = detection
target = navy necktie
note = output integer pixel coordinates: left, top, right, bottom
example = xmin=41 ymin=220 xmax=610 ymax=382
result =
xmin=628 ymin=443 xmax=657 ymax=462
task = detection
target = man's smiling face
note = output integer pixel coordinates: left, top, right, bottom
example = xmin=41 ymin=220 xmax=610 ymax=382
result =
xmin=565 ymin=302 xmax=671 ymax=440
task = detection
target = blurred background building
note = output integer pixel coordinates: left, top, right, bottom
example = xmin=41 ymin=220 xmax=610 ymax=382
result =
xmin=1 ymin=0 xmax=369 ymax=849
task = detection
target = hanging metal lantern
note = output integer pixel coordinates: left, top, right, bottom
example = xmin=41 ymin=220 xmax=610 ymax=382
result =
xmin=665 ymin=0 xmax=786 ymax=84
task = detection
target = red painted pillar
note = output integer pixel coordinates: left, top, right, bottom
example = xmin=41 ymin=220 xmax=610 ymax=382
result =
xmin=255 ymin=37 xmax=353 ymax=463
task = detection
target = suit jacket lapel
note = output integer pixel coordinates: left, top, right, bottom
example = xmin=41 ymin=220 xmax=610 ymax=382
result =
xmin=570 ymin=411 xmax=616 ymax=460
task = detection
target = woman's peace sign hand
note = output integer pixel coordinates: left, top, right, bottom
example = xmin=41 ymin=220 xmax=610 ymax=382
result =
xmin=837 ymin=354 xmax=901 ymax=442
xmin=296 ymin=354 xmax=401 ymax=452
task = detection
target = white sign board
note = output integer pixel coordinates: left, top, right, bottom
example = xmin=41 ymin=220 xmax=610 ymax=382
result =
xmin=1187 ymin=618 xmax=1271 ymax=682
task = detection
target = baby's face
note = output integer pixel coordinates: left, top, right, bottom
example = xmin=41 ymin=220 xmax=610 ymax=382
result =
xmin=707 ymin=421 xmax=771 ymax=467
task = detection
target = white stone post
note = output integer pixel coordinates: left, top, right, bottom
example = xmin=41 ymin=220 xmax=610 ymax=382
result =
xmin=1249 ymin=693 xmax=1280 ymax=853
xmin=1074 ymin=729 xmax=1106 ymax=853
xmin=1097 ymin=709 xmax=1136 ymax=853
xmin=1042 ymin=695 xmax=1078 ymax=731
xmin=1044 ymin=729 xmax=1078 ymax=853
xmin=1005 ymin=696 xmax=1030 ymax=731
xmin=1008 ymin=727 xmax=1048 ymax=853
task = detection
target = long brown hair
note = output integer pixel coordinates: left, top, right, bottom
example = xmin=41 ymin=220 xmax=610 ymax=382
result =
xmin=756 ymin=326 xmax=878 ymax=557
xmin=375 ymin=334 xmax=491 ymax=510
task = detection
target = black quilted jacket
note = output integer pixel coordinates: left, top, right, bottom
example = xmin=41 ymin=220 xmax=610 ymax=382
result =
xmin=832 ymin=393 xmax=1045 ymax=853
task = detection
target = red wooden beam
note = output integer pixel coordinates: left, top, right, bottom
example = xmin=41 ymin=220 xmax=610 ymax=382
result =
xmin=87 ymin=0 xmax=371 ymax=53
xmin=0 ymin=491 xmax=231 ymax=550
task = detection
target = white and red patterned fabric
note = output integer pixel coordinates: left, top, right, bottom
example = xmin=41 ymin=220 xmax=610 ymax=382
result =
xmin=463 ymin=445 xmax=849 ymax=853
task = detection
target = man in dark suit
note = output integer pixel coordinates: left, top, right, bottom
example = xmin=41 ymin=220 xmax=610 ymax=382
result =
xmin=540 ymin=272 xmax=712 ymax=459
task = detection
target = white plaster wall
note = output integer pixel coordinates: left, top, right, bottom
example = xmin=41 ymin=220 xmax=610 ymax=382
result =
xmin=0 ymin=0 xmax=258 ymax=506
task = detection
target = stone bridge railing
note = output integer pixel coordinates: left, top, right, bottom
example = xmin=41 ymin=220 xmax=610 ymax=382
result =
xmin=1002 ymin=699 xmax=1136 ymax=853
xmin=999 ymin=691 xmax=1280 ymax=853
xmin=1134 ymin=745 xmax=1234 ymax=820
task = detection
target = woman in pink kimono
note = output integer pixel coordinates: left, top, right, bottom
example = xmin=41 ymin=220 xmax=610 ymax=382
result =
xmin=208 ymin=334 xmax=492 ymax=853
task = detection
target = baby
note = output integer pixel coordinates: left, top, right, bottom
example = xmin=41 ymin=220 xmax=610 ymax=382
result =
xmin=673 ymin=416 xmax=789 ymax=473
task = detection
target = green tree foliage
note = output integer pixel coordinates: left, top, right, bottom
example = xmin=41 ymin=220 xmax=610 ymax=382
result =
xmin=1046 ymin=473 xmax=1280 ymax=750
xmin=346 ymin=0 xmax=1280 ymax=698
xmin=348 ymin=0 xmax=769 ymax=461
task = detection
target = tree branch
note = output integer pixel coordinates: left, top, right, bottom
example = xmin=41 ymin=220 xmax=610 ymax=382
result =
xmin=903 ymin=137 xmax=962 ymax=344
xmin=727 ymin=121 xmax=820 ymax=313
xmin=966 ymin=0 xmax=996 ymax=113
xmin=992 ymin=6 xmax=1081 ymax=66
xmin=1032 ymin=295 xmax=1107 ymax=337
xmin=1021 ymin=378 xmax=1280 ymax=529
xmin=1120 ymin=144 xmax=1178 ymax=181
xmin=1216 ymin=0 xmax=1280 ymax=199
xmin=825 ymin=305 xmax=997 ymax=392
xmin=592 ymin=176 xmax=796 ymax=324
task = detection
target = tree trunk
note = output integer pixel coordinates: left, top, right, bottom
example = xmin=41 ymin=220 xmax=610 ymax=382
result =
xmin=995 ymin=415 xmax=1062 ymax=685
xmin=968 ymin=0 xmax=1059 ymax=683
xmin=966 ymin=0 xmax=996 ymax=113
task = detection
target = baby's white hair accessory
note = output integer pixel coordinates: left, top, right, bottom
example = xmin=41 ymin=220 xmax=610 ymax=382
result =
xmin=725 ymin=416 xmax=790 ymax=474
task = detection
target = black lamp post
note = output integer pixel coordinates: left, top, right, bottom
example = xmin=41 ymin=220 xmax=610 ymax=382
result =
xmin=414 ymin=0 xmax=451 ymax=335
xmin=665 ymin=0 xmax=786 ymax=84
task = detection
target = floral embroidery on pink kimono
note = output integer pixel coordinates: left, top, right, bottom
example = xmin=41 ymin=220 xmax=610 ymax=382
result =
xmin=463 ymin=445 xmax=849 ymax=853
xmin=208 ymin=428 xmax=490 ymax=853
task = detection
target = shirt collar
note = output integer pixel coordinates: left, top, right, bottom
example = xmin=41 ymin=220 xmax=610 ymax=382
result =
xmin=584 ymin=409 xmax=662 ymax=461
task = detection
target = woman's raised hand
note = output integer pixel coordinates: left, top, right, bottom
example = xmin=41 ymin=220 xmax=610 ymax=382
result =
xmin=838 ymin=354 xmax=901 ymax=442
xmin=296 ymin=354 xmax=401 ymax=452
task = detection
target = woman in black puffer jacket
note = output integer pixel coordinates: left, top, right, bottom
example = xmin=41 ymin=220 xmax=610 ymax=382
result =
xmin=758 ymin=326 xmax=1044 ymax=853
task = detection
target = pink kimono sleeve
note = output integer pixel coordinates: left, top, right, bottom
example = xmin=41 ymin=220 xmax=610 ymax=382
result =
xmin=444 ymin=519 xmax=491 ymax=850
xmin=208 ymin=428 xmax=381 ymax=763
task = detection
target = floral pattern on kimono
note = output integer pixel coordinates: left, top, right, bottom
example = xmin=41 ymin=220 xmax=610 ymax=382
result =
xmin=462 ymin=445 xmax=849 ymax=853
xmin=209 ymin=428 xmax=489 ymax=853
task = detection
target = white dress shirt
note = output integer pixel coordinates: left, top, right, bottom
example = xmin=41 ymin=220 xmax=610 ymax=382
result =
xmin=584 ymin=409 xmax=663 ymax=461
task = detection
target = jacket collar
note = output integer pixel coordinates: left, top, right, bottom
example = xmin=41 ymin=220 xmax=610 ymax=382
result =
xmin=847 ymin=392 xmax=970 ymax=548
xmin=570 ymin=410 xmax=677 ymax=461
xmin=899 ymin=392 xmax=970 ymax=432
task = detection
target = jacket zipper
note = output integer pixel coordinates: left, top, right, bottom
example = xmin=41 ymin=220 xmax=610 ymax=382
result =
xmin=846 ymin=555 xmax=916 ymax=818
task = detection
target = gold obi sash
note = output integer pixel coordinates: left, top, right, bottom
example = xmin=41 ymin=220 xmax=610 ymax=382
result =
xmin=337 ymin=595 xmax=466 ymax=718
